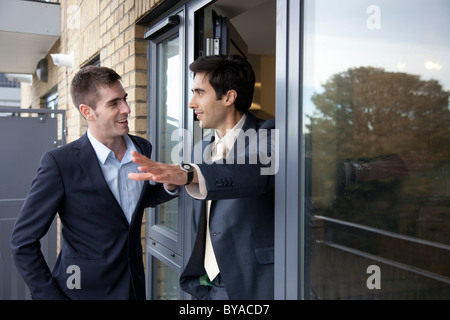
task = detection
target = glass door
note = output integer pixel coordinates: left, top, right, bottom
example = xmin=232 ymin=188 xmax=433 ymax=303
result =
xmin=154 ymin=28 xmax=181 ymax=237
xmin=145 ymin=7 xmax=185 ymax=299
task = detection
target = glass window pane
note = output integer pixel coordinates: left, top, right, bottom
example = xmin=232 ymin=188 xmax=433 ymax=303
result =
xmin=155 ymin=33 xmax=181 ymax=233
xmin=151 ymin=258 xmax=179 ymax=300
xmin=45 ymin=91 xmax=58 ymax=119
xmin=304 ymin=0 xmax=450 ymax=299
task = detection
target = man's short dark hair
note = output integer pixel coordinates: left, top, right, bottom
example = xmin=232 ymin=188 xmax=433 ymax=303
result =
xmin=189 ymin=55 xmax=255 ymax=113
xmin=70 ymin=65 xmax=122 ymax=110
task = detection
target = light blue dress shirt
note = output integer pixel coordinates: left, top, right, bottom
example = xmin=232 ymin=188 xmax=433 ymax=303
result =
xmin=87 ymin=130 xmax=144 ymax=224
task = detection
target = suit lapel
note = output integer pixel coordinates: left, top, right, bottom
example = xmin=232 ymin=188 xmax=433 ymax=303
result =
xmin=128 ymin=135 xmax=150 ymax=227
xmin=73 ymin=133 xmax=125 ymax=218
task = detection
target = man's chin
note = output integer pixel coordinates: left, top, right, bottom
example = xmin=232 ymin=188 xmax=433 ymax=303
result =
xmin=118 ymin=127 xmax=130 ymax=136
xmin=199 ymin=121 xmax=211 ymax=129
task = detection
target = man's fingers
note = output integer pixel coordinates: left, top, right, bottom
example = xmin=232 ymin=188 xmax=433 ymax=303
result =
xmin=137 ymin=165 xmax=164 ymax=176
xmin=129 ymin=152 xmax=182 ymax=185
xmin=131 ymin=150 xmax=141 ymax=157
xmin=131 ymin=151 xmax=153 ymax=165
xmin=128 ymin=172 xmax=153 ymax=181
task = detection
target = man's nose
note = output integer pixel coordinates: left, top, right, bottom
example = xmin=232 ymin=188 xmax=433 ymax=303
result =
xmin=188 ymin=97 xmax=196 ymax=109
xmin=120 ymin=100 xmax=130 ymax=114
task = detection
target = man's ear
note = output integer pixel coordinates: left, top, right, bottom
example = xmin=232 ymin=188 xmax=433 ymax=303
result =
xmin=79 ymin=104 xmax=93 ymax=120
xmin=224 ymin=89 xmax=237 ymax=107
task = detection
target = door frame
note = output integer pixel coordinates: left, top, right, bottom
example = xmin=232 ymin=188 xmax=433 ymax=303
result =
xmin=274 ymin=0 xmax=305 ymax=300
xmin=143 ymin=0 xmax=305 ymax=300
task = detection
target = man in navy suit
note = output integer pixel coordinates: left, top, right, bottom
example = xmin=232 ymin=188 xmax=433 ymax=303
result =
xmin=10 ymin=66 xmax=177 ymax=299
xmin=129 ymin=55 xmax=276 ymax=299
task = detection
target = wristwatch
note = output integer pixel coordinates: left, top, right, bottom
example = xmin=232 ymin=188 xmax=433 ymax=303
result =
xmin=180 ymin=162 xmax=194 ymax=185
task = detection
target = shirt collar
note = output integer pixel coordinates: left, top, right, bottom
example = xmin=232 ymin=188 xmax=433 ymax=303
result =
xmin=87 ymin=129 xmax=137 ymax=164
xmin=214 ymin=113 xmax=247 ymax=152
xmin=121 ymin=135 xmax=137 ymax=163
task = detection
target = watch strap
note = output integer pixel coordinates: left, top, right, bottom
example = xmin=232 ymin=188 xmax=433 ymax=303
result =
xmin=181 ymin=163 xmax=194 ymax=185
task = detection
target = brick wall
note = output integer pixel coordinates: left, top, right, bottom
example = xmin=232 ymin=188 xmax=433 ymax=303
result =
xmin=21 ymin=0 xmax=165 ymax=142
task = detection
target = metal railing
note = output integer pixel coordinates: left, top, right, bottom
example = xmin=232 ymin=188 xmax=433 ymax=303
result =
xmin=314 ymin=214 xmax=450 ymax=285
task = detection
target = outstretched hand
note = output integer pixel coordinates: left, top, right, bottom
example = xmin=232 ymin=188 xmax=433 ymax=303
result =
xmin=128 ymin=151 xmax=192 ymax=190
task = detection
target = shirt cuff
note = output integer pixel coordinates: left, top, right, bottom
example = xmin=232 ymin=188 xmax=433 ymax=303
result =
xmin=164 ymin=184 xmax=179 ymax=196
xmin=185 ymin=164 xmax=207 ymax=200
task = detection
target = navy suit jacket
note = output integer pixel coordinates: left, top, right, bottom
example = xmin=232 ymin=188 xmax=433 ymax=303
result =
xmin=10 ymin=133 xmax=175 ymax=299
xmin=180 ymin=113 xmax=275 ymax=300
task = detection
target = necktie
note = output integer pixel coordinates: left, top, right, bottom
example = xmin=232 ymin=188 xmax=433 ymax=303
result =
xmin=204 ymin=139 xmax=226 ymax=281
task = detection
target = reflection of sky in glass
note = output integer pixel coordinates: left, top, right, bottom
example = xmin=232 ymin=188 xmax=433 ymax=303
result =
xmin=166 ymin=54 xmax=181 ymax=127
xmin=303 ymin=0 xmax=450 ymax=129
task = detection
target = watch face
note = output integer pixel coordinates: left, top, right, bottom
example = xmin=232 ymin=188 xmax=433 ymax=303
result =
xmin=182 ymin=164 xmax=191 ymax=170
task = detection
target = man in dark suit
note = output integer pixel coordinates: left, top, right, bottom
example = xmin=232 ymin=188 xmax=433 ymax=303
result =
xmin=129 ymin=55 xmax=276 ymax=299
xmin=10 ymin=66 xmax=177 ymax=299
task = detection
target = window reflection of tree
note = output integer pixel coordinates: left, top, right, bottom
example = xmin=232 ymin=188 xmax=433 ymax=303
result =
xmin=309 ymin=66 xmax=450 ymax=244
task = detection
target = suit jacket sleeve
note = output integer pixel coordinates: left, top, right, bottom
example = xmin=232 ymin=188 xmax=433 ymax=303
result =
xmin=141 ymin=183 xmax=177 ymax=208
xmin=196 ymin=117 xmax=276 ymax=200
xmin=197 ymin=163 xmax=274 ymax=200
xmin=10 ymin=151 xmax=68 ymax=299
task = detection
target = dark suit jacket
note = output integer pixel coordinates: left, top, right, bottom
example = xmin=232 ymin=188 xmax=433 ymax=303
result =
xmin=10 ymin=133 xmax=175 ymax=300
xmin=180 ymin=113 xmax=275 ymax=300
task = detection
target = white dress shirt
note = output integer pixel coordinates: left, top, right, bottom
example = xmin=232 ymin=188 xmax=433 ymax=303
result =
xmin=87 ymin=130 xmax=144 ymax=224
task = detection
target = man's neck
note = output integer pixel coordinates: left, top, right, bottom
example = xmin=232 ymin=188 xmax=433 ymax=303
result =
xmin=89 ymin=129 xmax=128 ymax=162
xmin=216 ymin=111 xmax=244 ymax=139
